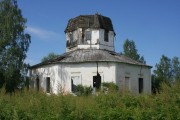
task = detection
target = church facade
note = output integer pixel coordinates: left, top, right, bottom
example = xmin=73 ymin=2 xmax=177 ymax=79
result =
xmin=30 ymin=14 xmax=152 ymax=94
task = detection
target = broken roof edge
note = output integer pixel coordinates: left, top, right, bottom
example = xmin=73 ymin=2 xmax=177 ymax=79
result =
xmin=29 ymin=49 xmax=152 ymax=69
xmin=64 ymin=13 xmax=115 ymax=33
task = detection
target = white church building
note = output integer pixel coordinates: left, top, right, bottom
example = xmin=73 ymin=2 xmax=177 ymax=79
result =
xmin=29 ymin=14 xmax=152 ymax=94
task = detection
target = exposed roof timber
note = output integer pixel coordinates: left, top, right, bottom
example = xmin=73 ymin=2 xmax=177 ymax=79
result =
xmin=65 ymin=13 xmax=115 ymax=34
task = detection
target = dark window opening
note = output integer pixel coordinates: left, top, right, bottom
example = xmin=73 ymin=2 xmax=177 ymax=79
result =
xmin=25 ymin=78 xmax=29 ymax=90
xmin=139 ymin=78 xmax=143 ymax=93
xmin=0 ymin=73 xmax=5 ymax=88
xmin=85 ymin=31 xmax=91 ymax=40
xmin=71 ymin=79 xmax=77 ymax=92
xmin=70 ymin=33 xmax=73 ymax=42
xmin=46 ymin=77 xmax=50 ymax=93
xmin=36 ymin=77 xmax=39 ymax=91
xmin=93 ymin=73 xmax=101 ymax=90
xmin=104 ymin=30 xmax=109 ymax=42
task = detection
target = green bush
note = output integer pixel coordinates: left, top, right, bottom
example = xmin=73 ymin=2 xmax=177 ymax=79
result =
xmin=74 ymin=85 xmax=93 ymax=96
xmin=102 ymin=82 xmax=118 ymax=93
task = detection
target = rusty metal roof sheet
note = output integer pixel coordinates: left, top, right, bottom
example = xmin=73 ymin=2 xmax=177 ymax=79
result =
xmin=65 ymin=14 xmax=115 ymax=33
xmin=30 ymin=49 xmax=152 ymax=68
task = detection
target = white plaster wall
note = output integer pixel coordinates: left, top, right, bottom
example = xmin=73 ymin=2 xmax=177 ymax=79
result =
xmin=77 ymin=45 xmax=99 ymax=49
xmin=31 ymin=65 xmax=60 ymax=94
xmin=77 ymin=29 xmax=100 ymax=50
xmin=66 ymin=30 xmax=79 ymax=42
xmin=99 ymin=29 xmax=114 ymax=51
xmin=31 ymin=62 xmax=116 ymax=94
xmin=31 ymin=62 xmax=151 ymax=94
xmin=66 ymin=28 xmax=115 ymax=52
xmin=99 ymin=29 xmax=114 ymax=46
xmin=65 ymin=33 xmax=70 ymax=41
xmin=73 ymin=30 xmax=79 ymax=41
xmin=115 ymin=63 xmax=151 ymax=94
xmin=85 ymin=29 xmax=99 ymax=44
xmin=66 ymin=29 xmax=79 ymax=52
xmin=99 ymin=44 xmax=114 ymax=51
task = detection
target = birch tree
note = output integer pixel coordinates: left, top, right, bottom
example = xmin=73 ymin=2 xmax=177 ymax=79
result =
xmin=0 ymin=0 xmax=31 ymax=92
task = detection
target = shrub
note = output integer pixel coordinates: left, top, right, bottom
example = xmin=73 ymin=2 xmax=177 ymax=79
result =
xmin=102 ymin=82 xmax=118 ymax=93
xmin=74 ymin=85 xmax=93 ymax=96
xmin=0 ymin=83 xmax=179 ymax=119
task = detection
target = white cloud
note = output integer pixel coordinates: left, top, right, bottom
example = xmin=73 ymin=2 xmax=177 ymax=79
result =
xmin=26 ymin=26 xmax=62 ymax=40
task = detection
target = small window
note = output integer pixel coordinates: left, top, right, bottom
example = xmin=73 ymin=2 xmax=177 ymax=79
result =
xmin=85 ymin=31 xmax=91 ymax=40
xmin=104 ymin=30 xmax=109 ymax=42
xmin=46 ymin=77 xmax=50 ymax=93
xmin=139 ymin=78 xmax=143 ymax=93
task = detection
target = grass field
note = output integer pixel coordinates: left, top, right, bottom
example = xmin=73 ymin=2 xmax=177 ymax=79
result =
xmin=0 ymin=83 xmax=180 ymax=120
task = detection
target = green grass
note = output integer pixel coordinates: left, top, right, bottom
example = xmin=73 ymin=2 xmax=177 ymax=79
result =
xmin=0 ymin=83 xmax=180 ymax=120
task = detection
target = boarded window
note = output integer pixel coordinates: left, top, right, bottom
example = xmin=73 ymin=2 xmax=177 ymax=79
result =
xmin=71 ymin=76 xmax=81 ymax=92
xmin=139 ymin=78 xmax=143 ymax=93
xmin=125 ymin=77 xmax=130 ymax=90
xmin=85 ymin=31 xmax=91 ymax=40
xmin=46 ymin=77 xmax=50 ymax=93
xmin=104 ymin=30 xmax=109 ymax=42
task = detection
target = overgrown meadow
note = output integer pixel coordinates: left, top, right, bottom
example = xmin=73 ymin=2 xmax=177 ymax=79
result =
xmin=0 ymin=83 xmax=180 ymax=120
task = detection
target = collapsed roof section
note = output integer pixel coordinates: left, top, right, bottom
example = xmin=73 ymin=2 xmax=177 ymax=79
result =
xmin=65 ymin=13 xmax=115 ymax=34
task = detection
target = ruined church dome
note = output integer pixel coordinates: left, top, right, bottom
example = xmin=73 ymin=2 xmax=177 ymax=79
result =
xmin=65 ymin=14 xmax=115 ymax=33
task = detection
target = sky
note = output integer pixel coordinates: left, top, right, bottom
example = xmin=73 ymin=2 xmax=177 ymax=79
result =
xmin=18 ymin=0 xmax=180 ymax=70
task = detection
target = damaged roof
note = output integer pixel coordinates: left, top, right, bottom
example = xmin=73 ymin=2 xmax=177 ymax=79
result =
xmin=65 ymin=13 xmax=115 ymax=33
xmin=30 ymin=49 xmax=152 ymax=69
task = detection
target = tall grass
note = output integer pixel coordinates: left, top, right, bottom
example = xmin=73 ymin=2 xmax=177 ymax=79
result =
xmin=0 ymin=83 xmax=180 ymax=120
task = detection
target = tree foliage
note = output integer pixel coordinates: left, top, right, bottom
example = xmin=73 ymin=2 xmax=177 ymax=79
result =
xmin=153 ymin=55 xmax=180 ymax=93
xmin=172 ymin=57 xmax=180 ymax=81
xmin=122 ymin=39 xmax=146 ymax=64
xmin=41 ymin=52 xmax=59 ymax=62
xmin=0 ymin=0 xmax=31 ymax=92
xmin=154 ymin=55 xmax=172 ymax=83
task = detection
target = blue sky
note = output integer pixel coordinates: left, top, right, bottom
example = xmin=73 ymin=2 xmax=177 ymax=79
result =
xmin=18 ymin=0 xmax=180 ymax=70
